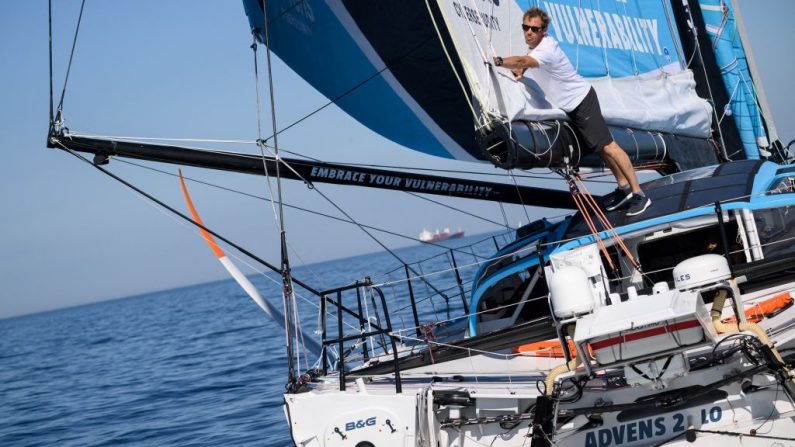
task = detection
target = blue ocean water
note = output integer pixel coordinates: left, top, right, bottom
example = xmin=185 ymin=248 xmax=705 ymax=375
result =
xmin=0 ymin=234 xmax=505 ymax=446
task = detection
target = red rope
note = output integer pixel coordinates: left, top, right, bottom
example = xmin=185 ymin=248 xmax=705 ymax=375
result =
xmin=574 ymin=175 xmax=641 ymax=271
xmin=567 ymin=178 xmax=617 ymax=273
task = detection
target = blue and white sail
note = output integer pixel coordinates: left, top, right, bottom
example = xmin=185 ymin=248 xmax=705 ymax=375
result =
xmin=242 ymin=0 xmax=480 ymax=162
xmin=242 ymin=0 xmax=776 ymax=170
xmin=437 ymin=0 xmax=712 ymax=138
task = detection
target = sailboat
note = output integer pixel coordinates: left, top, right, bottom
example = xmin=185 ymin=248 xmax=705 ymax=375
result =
xmin=46 ymin=0 xmax=795 ymax=446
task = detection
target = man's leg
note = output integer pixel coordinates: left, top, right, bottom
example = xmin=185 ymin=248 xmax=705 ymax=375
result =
xmin=601 ymin=141 xmax=651 ymax=216
xmin=601 ymin=141 xmax=640 ymax=193
xmin=602 ymin=149 xmax=628 ymax=187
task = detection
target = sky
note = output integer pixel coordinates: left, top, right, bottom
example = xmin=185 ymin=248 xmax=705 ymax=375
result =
xmin=1 ymin=0 xmax=793 ymax=319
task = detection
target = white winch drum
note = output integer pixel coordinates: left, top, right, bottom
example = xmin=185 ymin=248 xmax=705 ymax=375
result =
xmin=549 ymin=266 xmax=594 ymax=318
xmin=673 ymin=254 xmax=731 ymax=290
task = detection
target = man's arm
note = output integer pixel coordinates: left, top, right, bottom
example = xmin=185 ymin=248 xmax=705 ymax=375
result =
xmin=494 ymin=55 xmax=539 ymax=70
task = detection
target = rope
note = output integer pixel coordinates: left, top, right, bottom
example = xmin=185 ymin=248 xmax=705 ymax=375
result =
xmin=682 ymin=2 xmax=729 ymax=159
xmin=423 ymin=0 xmax=484 ymax=126
xmin=573 ymin=174 xmax=641 ymax=271
xmin=709 ymin=0 xmax=730 ymax=50
xmin=620 ymin=0 xmax=639 ymax=76
xmin=568 ymin=177 xmax=616 ymax=272
xmin=460 ymin=0 xmax=504 ymax=117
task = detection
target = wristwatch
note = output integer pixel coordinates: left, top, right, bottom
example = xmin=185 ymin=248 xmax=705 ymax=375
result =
xmin=495 ymin=56 xmax=504 ymax=67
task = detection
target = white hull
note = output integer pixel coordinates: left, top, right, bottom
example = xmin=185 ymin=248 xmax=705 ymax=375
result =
xmin=285 ymin=360 xmax=795 ymax=446
xmin=283 ymin=278 xmax=795 ymax=447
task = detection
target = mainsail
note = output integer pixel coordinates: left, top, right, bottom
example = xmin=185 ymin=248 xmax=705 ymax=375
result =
xmin=242 ymin=0 xmax=778 ymax=171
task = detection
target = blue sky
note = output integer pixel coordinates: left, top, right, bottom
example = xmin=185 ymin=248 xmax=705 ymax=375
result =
xmin=1 ymin=0 xmax=793 ymax=319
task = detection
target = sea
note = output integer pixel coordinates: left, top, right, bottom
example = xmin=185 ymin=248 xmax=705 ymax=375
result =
xmin=0 ymin=233 xmax=507 ymax=446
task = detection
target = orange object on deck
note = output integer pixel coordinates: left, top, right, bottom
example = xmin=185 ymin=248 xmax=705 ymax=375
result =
xmin=722 ymin=292 xmax=793 ymax=325
xmin=513 ymin=339 xmax=578 ymax=358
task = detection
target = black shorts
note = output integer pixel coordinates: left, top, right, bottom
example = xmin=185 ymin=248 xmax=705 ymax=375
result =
xmin=565 ymin=87 xmax=613 ymax=154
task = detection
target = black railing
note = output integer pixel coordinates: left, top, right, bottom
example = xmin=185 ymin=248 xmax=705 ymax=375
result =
xmin=314 ymin=235 xmax=505 ymax=393
xmin=320 ymin=278 xmax=402 ymax=393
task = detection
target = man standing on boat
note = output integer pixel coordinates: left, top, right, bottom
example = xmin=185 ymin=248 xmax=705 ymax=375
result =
xmin=493 ymin=7 xmax=650 ymax=216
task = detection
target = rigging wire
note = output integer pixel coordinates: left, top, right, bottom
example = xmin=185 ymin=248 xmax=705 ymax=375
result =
xmin=58 ymin=151 xmax=362 ymax=350
xmin=497 ymin=202 xmax=511 ymax=228
xmin=405 ymin=191 xmax=512 ymax=229
xmin=52 ymin=145 xmax=379 ymax=361
xmin=250 ymin=39 xmax=280 ymax=224
xmin=55 ymin=0 xmax=87 ymax=123
xmin=255 ymin=144 xmax=457 ymax=306
xmin=66 ymin=133 xmax=256 ymax=145
xmin=254 ymin=32 xmax=442 ymax=144
xmin=682 ymin=1 xmax=729 ymax=159
xmin=52 ymin=143 xmax=319 ymax=289
xmin=113 ymin=157 xmax=489 ymax=256
xmin=246 ymin=2 xmax=530 ymax=373
xmin=509 ymin=169 xmax=532 ymax=224
xmin=257 ymin=1 xmax=301 ymax=387
xmin=48 ymin=0 xmax=54 ymax=129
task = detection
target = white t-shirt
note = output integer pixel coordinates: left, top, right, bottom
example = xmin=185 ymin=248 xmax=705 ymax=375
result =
xmin=529 ymin=36 xmax=591 ymax=112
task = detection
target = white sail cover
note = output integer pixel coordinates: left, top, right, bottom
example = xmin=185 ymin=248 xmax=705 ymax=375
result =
xmin=436 ymin=0 xmax=713 ymax=138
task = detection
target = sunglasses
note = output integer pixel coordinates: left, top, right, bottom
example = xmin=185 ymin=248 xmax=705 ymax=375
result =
xmin=521 ymin=24 xmax=544 ymax=33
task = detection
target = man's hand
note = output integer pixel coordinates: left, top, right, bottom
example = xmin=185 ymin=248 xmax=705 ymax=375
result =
xmin=512 ymin=67 xmax=527 ymax=80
